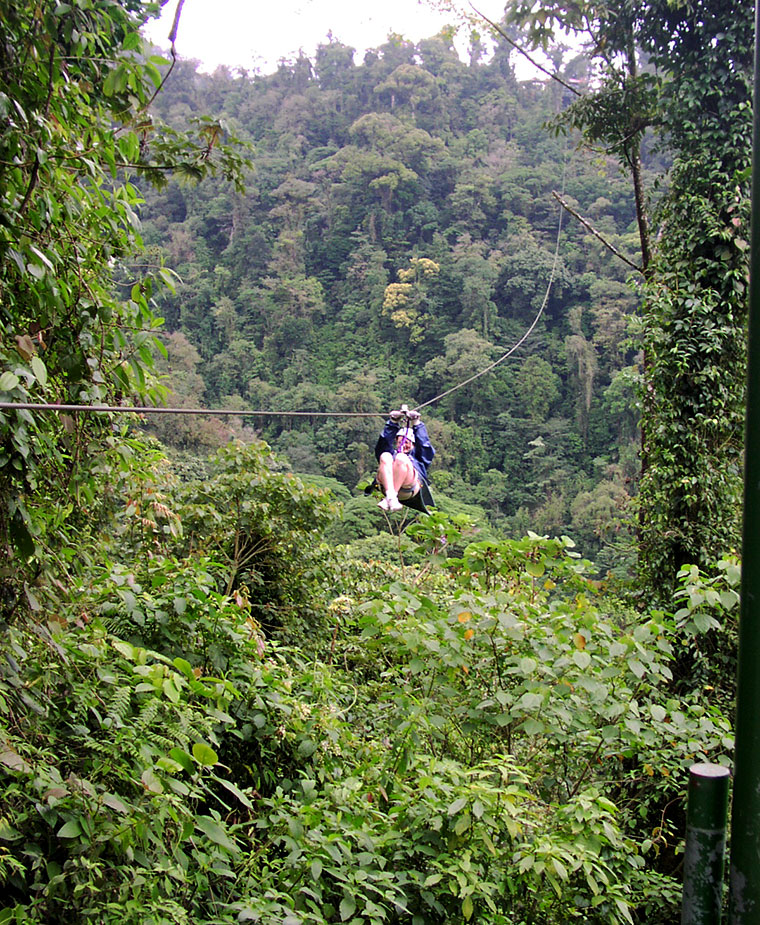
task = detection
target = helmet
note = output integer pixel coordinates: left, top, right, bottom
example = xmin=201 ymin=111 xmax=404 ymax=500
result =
xmin=396 ymin=428 xmax=415 ymax=445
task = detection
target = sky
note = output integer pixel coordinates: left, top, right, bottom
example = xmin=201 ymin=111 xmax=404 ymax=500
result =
xmin=142 ymin=0 xmax=514 ymax=76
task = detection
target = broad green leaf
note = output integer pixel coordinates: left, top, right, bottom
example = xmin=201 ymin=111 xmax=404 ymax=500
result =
xmin=339 ymin=896 xmax=356 ymax=921
xmin=454 ymin=810 xmax=471 ymax=834
xmin=693 ymin=611 xmax=716 ymax=633
xmin=720 ymin=590 xmax=739 ymax=609
xmin=172 ymin=657 xmax=194 ymax=679
xmin=122 ymin=31 xmax=141 ymax=51
xmin=162 ymin=677 xmax=181 ymax=703
xmin=614 ymin=897 xmax=634 ymax=924
xmin=519 ymin=691 xmax=543 ymax=710
xmin=102 ymin=793 xmax=128 ymax=814
xmin=573 ymin=650 xmax=591 ymax=670
xmin=196 ymin=815 xmax=239 ymax=853
xmin=113 ymin=640 xmax=135 ymax=660
xmin=169 ymin=747 xmax=194 ymax=773
xmin=168 ymin=778 xmax=191 ymax=797
xmin=57 ymin=820 xmax=82 ymax=838
xmin=214 ymin=776 xmax=253 ymax=808
xmin=141 ymin=769 xmax=164 ymax=794
xmin=0 ymin=372 xmax=19 ymax=392
xmin=519 ymin=656 xmax=537 ymax=674
xmin=518 ymin=854 xmax=534 ymax=872
xmin=462 ymin=895 xmax=474 ymax=920
xmin=118 ymin=132 xmax=140 ymax=162
xmin=448 ymin=797 xmax=467 ymax=816
xmin=526 ymin=559 xmax=546 ymax=577
xmin=159 ymin=267 xmax=178 ymax=292
xmin=297 ymin=738 xmax=317 ymax=758
xmin=627 ymin=658 xmax=646 ymax=679
xmin=0 ymin=818 xmax=22 ymax=841
xmin=192 ymin=742 xmax=219 ymax=766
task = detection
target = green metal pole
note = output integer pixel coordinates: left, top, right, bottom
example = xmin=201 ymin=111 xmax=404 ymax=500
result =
xmin=728 ymin=1 xmax=760 ymax=920
xmin=682 ymin=764 xmax=730 ymax=925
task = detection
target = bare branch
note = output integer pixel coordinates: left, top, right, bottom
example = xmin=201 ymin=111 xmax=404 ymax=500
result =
xmin=140 ymin=0 xmax=185 ymax=112
xmin=552 ymin=190 xmax=643 ymax=273
xmin=469 ymin=3 xmax=582 ymax=96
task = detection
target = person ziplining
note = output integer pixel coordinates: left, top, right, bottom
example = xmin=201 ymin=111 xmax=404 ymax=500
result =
xmin=372 ymin=404 xmax=435 ymax=513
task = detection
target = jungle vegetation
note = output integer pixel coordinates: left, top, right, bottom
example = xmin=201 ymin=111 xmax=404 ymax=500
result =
xmin=0 ymin=0 xmax=751 ymax=922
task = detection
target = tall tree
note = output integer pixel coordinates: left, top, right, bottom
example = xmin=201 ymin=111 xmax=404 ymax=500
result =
xmin=636 ymin=0 xmax=753 ymax=587
xmin=0 ymin=0 xmax=247 ymax=604
xmin=504 ymin=0 xmax=754 ymax=593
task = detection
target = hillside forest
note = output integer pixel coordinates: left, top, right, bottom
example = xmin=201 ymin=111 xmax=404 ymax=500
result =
xmin=0 ymin=0 xmax=752 ymax=923
xmin=140 ymin=29 xmax=645 ymax=576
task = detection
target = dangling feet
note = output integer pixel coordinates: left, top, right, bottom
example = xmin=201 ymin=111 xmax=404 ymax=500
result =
xmin=379 ymin=493 xmax=403 ymax=512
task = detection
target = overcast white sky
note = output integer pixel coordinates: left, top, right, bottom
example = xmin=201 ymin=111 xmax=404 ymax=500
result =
xmin=143 ymin=0 xmax=513 ymax=75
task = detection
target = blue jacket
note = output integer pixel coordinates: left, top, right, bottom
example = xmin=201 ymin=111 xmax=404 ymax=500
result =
xmin=375 ymin=419 xmax=435 ymax=484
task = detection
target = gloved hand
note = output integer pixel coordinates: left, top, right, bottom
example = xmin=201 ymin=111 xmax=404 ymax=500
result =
xmin=389 ymin=409 xmax=404 ymax=423
xmin=407 ymin=410 xmax=421 ymax=425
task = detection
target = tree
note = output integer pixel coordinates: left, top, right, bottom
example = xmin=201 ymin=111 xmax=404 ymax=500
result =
xmin=503 ymin=0 xmax=754 ymax=593
xmin=505 ymin=0 xmax=656 ymax=269
xmin=449 ymin=235 xmax=500 ymax=337
xmin=373 ymin=63 xmax=439 ymax=122
xmin=382 ymin=257 xmax=440 ymax=342
xmin=175 ymin=441 xmax=336 ymax=640
xmin=125 ymin=21 xmax=669 ymax=562
xmin=636 ymin=0 xmax=753 ymax=588
xmin=0 ymin=0 xmax=247 ymax=606
xmin=148 ymin=331 xmax=242 ymax=452
xmin=564 ymin=307 xmax=599 ymax=445
xmin=514 ymin=355 xmax=561 ymax=422
xmin=422 ymin=328 xmax=497 ymax=422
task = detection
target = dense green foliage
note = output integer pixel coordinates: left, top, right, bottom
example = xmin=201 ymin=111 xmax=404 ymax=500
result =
xmin=637 ymin=0 xmax=753 ymax=586
xmin=0 ymin=435 xmax=737 ymax=922
xmin=504 ymin=0 xmax=753 ymax=590
xmin=134 ymin=0 xmax=753 ymax=589
xmin=0 ymin=0 xmax=247 ymax=598
xmin=136 ymin=26 xmax=646 ymax=574
xmin=0 ymin=0 xmax=749 ymax=922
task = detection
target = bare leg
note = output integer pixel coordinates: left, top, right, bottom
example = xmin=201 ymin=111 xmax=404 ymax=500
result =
xmin=392 ymin=453 xmax=416 ymax=493
xmin=377 ymin=452 xmax=419 ymax=512
xmin=376 ymin=452 xmax=402 ymax=510
xmin=377 ymin=452 xmax=395 ymax=496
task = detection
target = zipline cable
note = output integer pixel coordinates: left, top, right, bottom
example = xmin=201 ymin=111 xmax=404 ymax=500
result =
xmin=0 ymin=402 xmax=382 ymax=418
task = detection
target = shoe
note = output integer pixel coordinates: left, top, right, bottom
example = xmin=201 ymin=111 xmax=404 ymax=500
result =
xmin=387 ymin=496 xmax=403 ymax=512
xmin=378 ymin=498 xmax=390 ymax=511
